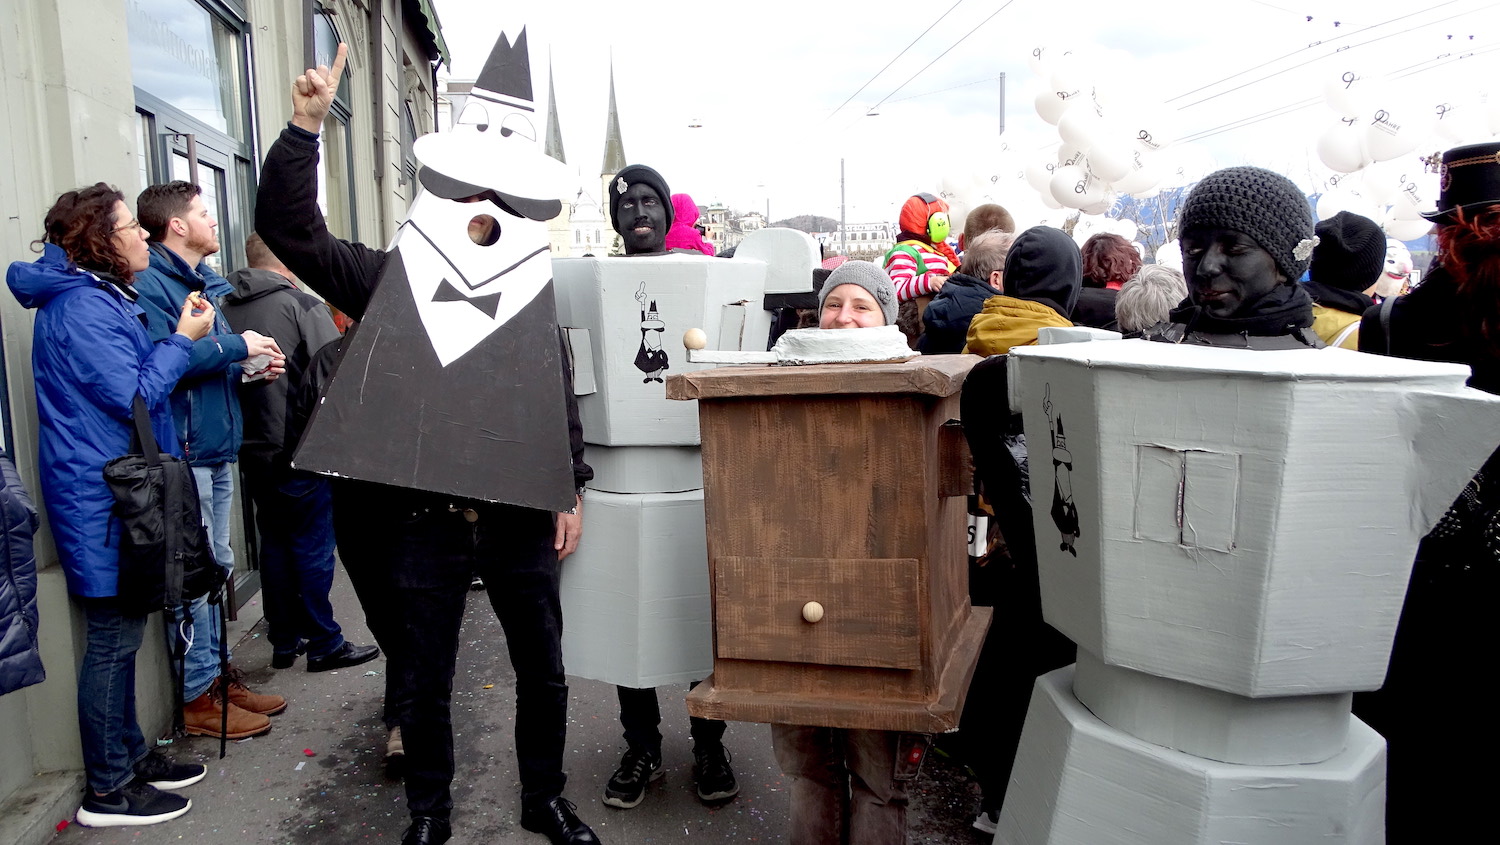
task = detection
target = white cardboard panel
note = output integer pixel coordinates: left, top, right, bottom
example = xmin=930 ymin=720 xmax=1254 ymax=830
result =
xmin=1071 ymin=650 xmax=1351 ymax=765
xmin=996 ymin=667 xmax=1385 ymax=845
xmin=552 ymin=255 xmax=766 ymax=446
xmin=734 ymin=228 xmax=820 ymax=294
xmin=584 ymin=444 xmax=703 ymax=494
xmin=559 ymin=489 xmax=711 ymax=687
xmin=1011 ymin=341 xmax=1500 ymax=696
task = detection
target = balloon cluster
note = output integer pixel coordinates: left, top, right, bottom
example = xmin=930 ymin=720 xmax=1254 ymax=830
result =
xmin=1315 ymin=68 xmax=1500 ymax=240
xmin=1023 ymin=45 xmax=1186 ymax=214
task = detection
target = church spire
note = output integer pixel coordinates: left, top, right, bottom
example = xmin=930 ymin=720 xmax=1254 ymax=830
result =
xmin=544 ymin=55 xmax=566 ymax=164
xmin=601 ymin=63 xmax=626 ymax=176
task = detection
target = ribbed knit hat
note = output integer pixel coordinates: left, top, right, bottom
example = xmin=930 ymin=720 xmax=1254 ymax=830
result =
xmin=608 ymin=164 xmax=674 ymax=234
xmin=1310 ymin=211 xmax=1386 ymax=292
xmin=817 ymin=260 xmax=898 ymax=325
xmin=1178 ymin=166 xmax=1317 ymax=282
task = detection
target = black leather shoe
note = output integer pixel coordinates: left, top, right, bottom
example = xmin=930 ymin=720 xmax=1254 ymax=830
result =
xmin=307 ymin=642 xmax=380 ymax=673
xmin=400 ymin=815 xmax=450 ymax=845
xmin=520 ymin=797 xmax=600 ymax=844
xmin=270 ymin=642 xmax=306 ymax=670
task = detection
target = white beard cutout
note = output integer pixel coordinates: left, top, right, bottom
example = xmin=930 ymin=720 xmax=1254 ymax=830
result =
xmin=395 ymin=190 xmax=552 ymax=366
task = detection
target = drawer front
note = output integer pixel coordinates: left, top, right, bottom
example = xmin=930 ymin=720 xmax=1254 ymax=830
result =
xmin=715 ymin=557 xmax=921 ymax=669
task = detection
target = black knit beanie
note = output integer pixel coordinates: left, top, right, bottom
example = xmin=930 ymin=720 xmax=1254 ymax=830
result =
xmin=608 ymin=164 xmax=674 ymax=234
xmin=1178 ymin=166 xmax=1317 ymax=282
xmin=1310 ymin=211 xmax=1386 ymax=292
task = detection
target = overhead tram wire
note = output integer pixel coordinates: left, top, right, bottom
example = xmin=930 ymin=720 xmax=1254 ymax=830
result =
xmin=866 ymin=0 xmax=1018 ymax=114
xmin=1173 ymin=44 xmax=1499 ymax=146
xmin=822 ymin=0 xmax=969 ymax=122
xmin=1173 ymin=3 xmax=1488 ymax=112
xmin=1166 ymin=0 xmax=1468 ymax=106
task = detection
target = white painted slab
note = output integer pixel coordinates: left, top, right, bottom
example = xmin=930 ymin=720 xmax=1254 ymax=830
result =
xmin=996 ymin=667 xmax=1386 ymax=845
xmin=1009 ymin=341 xmax=1500 ymax=696
xmin=584 ymin=445 xmax=703 ymax=495
xmin=559 ymin=489 xmax=711 ymax=687
xmin=1071 ymin=649 xmax=1351 ymax=765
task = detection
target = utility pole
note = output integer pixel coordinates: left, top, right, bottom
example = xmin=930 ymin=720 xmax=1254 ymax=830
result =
xmin=840 ymin=158 xmax=847 ymax=256
xmin=998 ymin=72 xmax=1007 ymax=136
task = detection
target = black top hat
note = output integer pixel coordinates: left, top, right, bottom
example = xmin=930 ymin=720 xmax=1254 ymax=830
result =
xmin=1422 ymin=141 xmax=1500 ymax=224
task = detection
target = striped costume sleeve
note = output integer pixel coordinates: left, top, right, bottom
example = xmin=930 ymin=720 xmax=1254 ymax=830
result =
xmin=885 ymin=248 xmax=950 ymax=302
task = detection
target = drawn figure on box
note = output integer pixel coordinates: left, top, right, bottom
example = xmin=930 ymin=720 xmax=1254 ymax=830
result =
xmin=1044 ymin=385 xmax=1079 ymax=556
xmin=633 ymin=282 xmax=668 ymax=383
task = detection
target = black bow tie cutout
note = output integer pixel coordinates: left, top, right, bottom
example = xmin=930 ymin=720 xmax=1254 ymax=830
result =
xmin=433 ymin=279 xmax=503 ymax=318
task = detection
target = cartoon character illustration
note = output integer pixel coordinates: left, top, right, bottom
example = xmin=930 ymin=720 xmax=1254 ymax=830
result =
xmin=633 ymin=281 xmax=668 ymax=383
xmin=1044 ymin=384 xmax=1079 ymax=556
xmin=1376 ymin=238 xmax=1414 ymax=300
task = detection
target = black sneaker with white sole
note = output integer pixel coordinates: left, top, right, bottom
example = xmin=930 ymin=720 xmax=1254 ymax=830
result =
xmin=133 ymin=750 xmax=206 ymax=790
xmin=693 ymin=743 xmax=739 ymax=803
xmin=602 ymin=746 xmax=661 ymax=809
xmin=75 ymin=779 xmax=191 ymax=827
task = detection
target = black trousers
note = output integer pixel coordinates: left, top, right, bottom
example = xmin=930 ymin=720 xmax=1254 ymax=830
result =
xmin=334 ymin=483 xmax=568 ymax=820
xmin=616 ymin=683 xmax=725 ymax=755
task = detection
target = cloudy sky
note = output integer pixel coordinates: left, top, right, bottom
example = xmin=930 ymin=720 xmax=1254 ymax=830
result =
xmin=429 ymin=0 xmax=1498 ymax=228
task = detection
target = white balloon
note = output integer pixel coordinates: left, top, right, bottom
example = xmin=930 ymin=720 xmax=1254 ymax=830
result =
xmin=1315 ymin=187 xmax=1381 ymax=223
xmin=1050 ymin=165 xmax=1089 ymax=208
xmin=1363 ymin=104 xmax=1427 ymax=162
xmin=1121 ymin=104 xmax=1176 ymax=154
xmin=1487 ymin=96 xmax=1500 ymax=136
xmin=1111 ymin=150 xmax=1161 ymax=195
xmin=1358 ymin=161 xmax=1404 ymax=205
xmin=1391 ymin=169 xmax=1437 ymax=218
xmin=1056 ymin=142 xmax=1087 ymax=168
xmin=1048 ymin=53 xmax=1093 ymax=103
xmin=1081 ymin=198 xmax=1113 ymax=216
xmin=1027 ymin=44 xmax=1058 ymax=77
xmin=1383 ymin=216 xmax=1433 ymax=242
xmin=1316 ymin=120 xmax=1371 ymax=173
xmin=1058 ymin=105 xmax=1105 ymax=153
xmin=1035 ymin=89 xmax=1075 ymax=125
xmin=1040 ymin=189 xmax=1064 ymax=209
xmin=1156 ymin=240 xmax=1183 ymax=272
xmin=1025 ymin=156 xmax=1057 ymax=193
xmin=1110 ymin=218 xmax=1139 ymax=241
xmin=1087 ymin=140 xmax=1134 ymax=182
xmin=1433 ymin=101 xmax=1490 ymax=146
xmin=1323 ymin=70 xmax=1369 ymax=118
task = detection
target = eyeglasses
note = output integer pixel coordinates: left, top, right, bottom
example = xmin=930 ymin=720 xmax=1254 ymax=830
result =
xmin=112 ymin=218 xmax=142 ymax=234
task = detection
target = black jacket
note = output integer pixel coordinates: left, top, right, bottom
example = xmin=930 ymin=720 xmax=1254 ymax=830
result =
xmin=918 ymin=273 xmax=997 ymax=354
xmin=1004 ymin=227 xmax=1081 ymax=318
xmin=0 ymin=453 xmax=44 ymax=697
xmin=1071 ymin=287 xmax=1119 ymax=331
xmin=1359 ymin=266 xmax=1499 ymax=395
xmin=254 ymin=124 xmax=592 ymax=509
xmin=221 ymin=268 xmax=343 ymax=472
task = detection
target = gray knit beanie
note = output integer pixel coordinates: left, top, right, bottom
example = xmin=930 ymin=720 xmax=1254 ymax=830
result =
xmin=817 ymin=260 xmax=898 ymax=325
xmin=1178 ymin=166 xmax=1317 ymax=282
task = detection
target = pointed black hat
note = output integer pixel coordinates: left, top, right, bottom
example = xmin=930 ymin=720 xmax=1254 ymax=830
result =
xmin=474 ymin=28 xmax=533 ymax=109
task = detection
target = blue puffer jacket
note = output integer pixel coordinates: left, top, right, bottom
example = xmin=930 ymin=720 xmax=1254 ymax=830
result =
xmin=0 ymin=452 xmax=44 ymax=696
xmin=131 ymin=243 xmax=248 ymax=466
xmin=7 ymin=245 xmax=193 ymax=597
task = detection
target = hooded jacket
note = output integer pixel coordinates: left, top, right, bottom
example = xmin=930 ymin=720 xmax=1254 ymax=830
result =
xmin=961 ymin=227 xmax=1080 ymax=356
xmin=221 ymin=268 xmax=343 ymax=472
xmin=131 ymin=242 xmax=249 ymax=466
xmin=6 ymin=244 xmax=192 ymax=596
xmin=918 ymin=272 xmax=997 ymax=354
xmin=663 ymin=194 xmax=716 ymax=256
xmin=0 ymin=453 xmax=44 ymax=696
xmin=963 ymin=296 xmax=1074 ymax=356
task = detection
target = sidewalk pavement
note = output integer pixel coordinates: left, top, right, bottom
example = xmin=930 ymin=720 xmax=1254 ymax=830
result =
xmin=51 ymin=565 xmax=985 ymax=844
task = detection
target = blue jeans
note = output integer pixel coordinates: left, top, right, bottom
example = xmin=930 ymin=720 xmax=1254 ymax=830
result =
xmin=177 ymin=463 xmax=235 ymax=701
xmin=78 ymin=598 xmax=150 ymax=793
xmin=244 ymin=465 xmax=343 ymax=660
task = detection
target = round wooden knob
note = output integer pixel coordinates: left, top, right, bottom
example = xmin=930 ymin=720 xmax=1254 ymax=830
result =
xmin=802 ymin=601 xmax=824 ymax=623
xmin=683 ymin=328 xmax=708 ymax=350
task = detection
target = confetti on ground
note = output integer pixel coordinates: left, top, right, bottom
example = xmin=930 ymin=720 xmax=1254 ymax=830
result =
xmin=295 ymin=761 xmax=306 ymax=771
xmin=364 ymin=670 xmax=380 ymax=676
xmin=55 ymin=820 xmax=69 ymax=832
xmin=304 ymin=748 xmax=317 ymax=757
xmin=482 ymin=684 xmax=494 ymax=689
xmin=155 ymin=738 xmax=173 ymax=746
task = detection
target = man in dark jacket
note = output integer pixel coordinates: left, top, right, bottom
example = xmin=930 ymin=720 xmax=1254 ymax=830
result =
xmin=221 ymin=233 xmax=378 ymax=678
xmin=256 ymin=42 xmax=597 ymax=845
xmin=918 ymin=230 xmax=1014 ymax=354
xmin=0 ymin=451 xmax=44 ymax=698
xmin=132 ymin=180 xmax=290 ymax=739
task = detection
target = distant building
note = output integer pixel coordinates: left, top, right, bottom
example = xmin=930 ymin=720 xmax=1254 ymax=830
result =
xmin=818 ymin=223 xmax=897 ymax=261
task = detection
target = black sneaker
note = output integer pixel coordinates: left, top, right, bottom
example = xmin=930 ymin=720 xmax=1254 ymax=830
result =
xmin=693 ymin=743 xmax=739 ymax=803
xmin=602 ymin=746 xmax=661 ymax=809
xmin=75 ymin=780 xmax=191 ymax=827
xmin=521 ymin=796 xmax=600 ymax=844
xmin=133 ymin=751 xmax=206 ymax=790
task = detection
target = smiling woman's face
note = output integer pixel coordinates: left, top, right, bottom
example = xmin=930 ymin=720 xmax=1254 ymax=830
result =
xmin=1181 ymin=227 xmax=1284 ymax=319
xmin=819 ymin=284 xmax=886 ymax=329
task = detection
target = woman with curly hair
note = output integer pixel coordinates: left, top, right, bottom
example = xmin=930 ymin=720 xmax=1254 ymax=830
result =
xmin=1072 ymin=233 xmax=1142 ymax=329
xmin=1354 ymin=141 xmax=1500 ymax=841
xmin=6 ymin=183 xmax=214 ymax=827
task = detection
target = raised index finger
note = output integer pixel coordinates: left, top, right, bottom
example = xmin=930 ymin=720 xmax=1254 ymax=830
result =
xmin=327 ymin=42 xmax=348 ymax=87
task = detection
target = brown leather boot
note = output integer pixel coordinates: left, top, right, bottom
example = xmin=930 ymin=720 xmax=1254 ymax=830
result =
xmin=182 ymin=689 xmax=271 ymax=739
xmin=219 ymin=667 xmax=287 ymax=716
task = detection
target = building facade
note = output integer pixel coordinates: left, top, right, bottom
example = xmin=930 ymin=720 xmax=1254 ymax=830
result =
xmin=0 ymin=1 xmax=445 ymax=839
